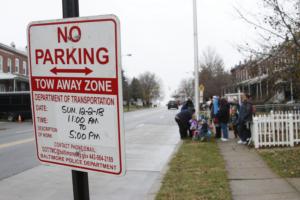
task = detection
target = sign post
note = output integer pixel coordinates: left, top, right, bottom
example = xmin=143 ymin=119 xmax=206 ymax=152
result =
xmin=62 ymin=1 xmax=89 ymax=200
xmin=27 ymin=0 xmax=125 ymax=199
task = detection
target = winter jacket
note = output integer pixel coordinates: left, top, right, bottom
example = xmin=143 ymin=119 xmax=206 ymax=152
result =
xmin=175 ymin=109 xmax=194 ymax=125
xmin=181 ymin=100 xmax=194 ymax=111
xmin=210 ymin=97 xmax=219 ymax=118
xmin=217 ymin=103 xmax=230 ymax=123
xmin=238 ymin=101 xmax=253 ymax=125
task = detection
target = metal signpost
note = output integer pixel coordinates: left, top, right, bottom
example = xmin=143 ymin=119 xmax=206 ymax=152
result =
xmin=193 ymin=0 xmax=200 ymax=118
xmin=27 ymin=0 xmax=125 ymax=199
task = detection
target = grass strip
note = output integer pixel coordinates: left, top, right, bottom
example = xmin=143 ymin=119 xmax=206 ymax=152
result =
xmin=259 ymin=147 xmax=300 ymax=178
xmin=156 ymin=139 xmax=231 ymax=200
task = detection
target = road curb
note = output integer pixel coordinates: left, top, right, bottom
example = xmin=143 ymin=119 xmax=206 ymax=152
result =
xmin=146 ymin=139 xmax=183 ymax=200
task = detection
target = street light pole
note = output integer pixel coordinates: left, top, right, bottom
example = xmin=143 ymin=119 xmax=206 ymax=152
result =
xmin=193 ymin=0 xmax=199 ymax=118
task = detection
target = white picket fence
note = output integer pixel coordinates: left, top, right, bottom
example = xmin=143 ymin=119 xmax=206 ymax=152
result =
xmin=252 ymin=111 xmax=300 ymax=148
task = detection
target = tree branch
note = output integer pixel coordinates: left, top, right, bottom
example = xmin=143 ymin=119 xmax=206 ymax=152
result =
xmin=273 ymin=0 xmax=300 ymax=48
xmin=234 ymin=6 xmax=285 ymax=40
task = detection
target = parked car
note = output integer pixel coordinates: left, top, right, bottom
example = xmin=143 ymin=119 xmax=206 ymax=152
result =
xmin=167 ymin=100 xmax=178 ymax=109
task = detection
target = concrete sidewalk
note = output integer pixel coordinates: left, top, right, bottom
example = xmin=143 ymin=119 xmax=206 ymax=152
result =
xmin=0 ymin=124 xmax=180 ymax=200
xmin=218 ymin=137 xmax=300 ymax=200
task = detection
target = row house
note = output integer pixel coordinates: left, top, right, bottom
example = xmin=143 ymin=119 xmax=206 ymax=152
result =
xmin=0 ymin=43 xmax=29 ymax=92
xmin=224 ymin=43 xmax=299 ymax=104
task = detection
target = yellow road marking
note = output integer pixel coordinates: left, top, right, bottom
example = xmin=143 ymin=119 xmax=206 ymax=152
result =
xmin=0 ymin=138 xmax=34 ymax=149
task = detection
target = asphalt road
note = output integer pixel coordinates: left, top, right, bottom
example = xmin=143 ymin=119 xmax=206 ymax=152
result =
xmin=0 ymin=107 xmax=179 ymax=180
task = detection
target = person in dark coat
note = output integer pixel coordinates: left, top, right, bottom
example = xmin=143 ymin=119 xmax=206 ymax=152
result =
xmin=175 ymin=108 xmax=195 ymax=139
xmin=237 ymin=94 xmax=253 ymax=144
xmin=217 ymin=98 xmax=230 ymax=141
xmin=231 ymin=106 xmax=239 ymax=138
xmin=181 ymin=98 xmax=195 ymax=111
xmin=229 ymin=98 xmax=240 ymax=138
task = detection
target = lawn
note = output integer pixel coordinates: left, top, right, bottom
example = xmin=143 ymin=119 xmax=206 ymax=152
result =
xmin=156 ymin=139 xmax=231 ymax=200
xmin=259 ymin=147 xmax=300 ymax=178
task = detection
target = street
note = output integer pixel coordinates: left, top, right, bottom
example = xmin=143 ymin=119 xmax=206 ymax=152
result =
xmin=0 ymin=107 xmax=180 ymax=200
xmin=0 ymin=122 xmax=37 ymax=180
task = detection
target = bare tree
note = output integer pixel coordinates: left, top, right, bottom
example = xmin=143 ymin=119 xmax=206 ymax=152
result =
xmin=178 ymin=78 xmax=194 ymax=99
xmin=174 ymin=48 xmax=232 ymax=101
xmin=138 ymin=72 xmax=163 ymax=106
xmin=235 ymin=0 xmax=300 ymax=54
xmin=235 ymin=0 xmax=300 ymax=99
xmin=199 ymin=48 xmax=232 ymax=99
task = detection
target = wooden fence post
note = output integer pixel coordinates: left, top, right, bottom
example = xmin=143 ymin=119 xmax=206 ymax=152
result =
xmin=253 ymin=117 xmax=259 ymax=148
xmin=289 ymin=113 xmax=294 ymax=147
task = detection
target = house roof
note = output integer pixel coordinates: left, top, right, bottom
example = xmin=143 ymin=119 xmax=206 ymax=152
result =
xmin=0 ymin=43 xmax=27 ymax=57
xmin=235 ymin=74 xmax=268 ymax=86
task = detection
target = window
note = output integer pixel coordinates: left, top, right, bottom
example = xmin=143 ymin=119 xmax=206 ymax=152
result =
xmin=7 ymin=58 xmax=12 ymax=73
xmin=15 ymin=58 xmax=19 ymax=73
xmin=23 ymin=61 xmax=27 ymax=75
xmin=0 ymin=56 xmax=3 ymax=72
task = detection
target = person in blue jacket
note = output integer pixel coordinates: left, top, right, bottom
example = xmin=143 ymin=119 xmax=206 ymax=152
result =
xmin=210 ymin=96 xmax=221 ymax=139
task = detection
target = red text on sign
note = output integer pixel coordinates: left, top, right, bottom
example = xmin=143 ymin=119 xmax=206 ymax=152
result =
xmin=58 ymin=26 xmax=81 ymax=43
xmin=35 ymin=48 xmax=109 ymax=65
xmin=31 ymin=77 xmax=117 ymax=95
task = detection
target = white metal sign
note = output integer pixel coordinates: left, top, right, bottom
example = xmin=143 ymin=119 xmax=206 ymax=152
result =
xmin=27 ymin=15 xmax=125 ymax=175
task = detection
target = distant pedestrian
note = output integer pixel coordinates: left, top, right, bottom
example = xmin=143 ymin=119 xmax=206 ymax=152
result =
xmin=217 ymin=98 xmax=230 ymax=141
xmin=175 ymin=108 xmax=196 ymax=139
xmin=237 ymin=94 xmax=253 ymax=144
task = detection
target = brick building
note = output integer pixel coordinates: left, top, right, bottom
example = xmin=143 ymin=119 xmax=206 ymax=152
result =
xmin=0 ymin=43 xmax=29 ymax=92
xmin=224 ymin=43 xmax=300 ymax=104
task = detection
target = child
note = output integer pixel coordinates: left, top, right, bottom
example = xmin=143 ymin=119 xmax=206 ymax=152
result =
xmin=189 ymin=114 xmax=198 ymax=139
xmin=198 ymin=119 xmax=211 ymax=141
xmin=230 ymin=107 xmax=239 ymax=138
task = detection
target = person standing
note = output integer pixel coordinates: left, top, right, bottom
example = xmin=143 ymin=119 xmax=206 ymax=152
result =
xmin=217 ymin=98 xmax=230 ymax=141
xmin=210 ymin=96 xmax=221 ymax=139
xmin=175 ymin=108 xmax=195 ymax=139
xmin=237 ymin=94 xmax=253 ymax=144
xmin=231 ymin=107 xmax=239 ymax=138
xmin=230 ymin=98 xmax=240 ymax=138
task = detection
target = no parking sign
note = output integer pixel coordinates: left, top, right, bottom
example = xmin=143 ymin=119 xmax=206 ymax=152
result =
xmin=27 ymin=15 xmax=125 ymax=175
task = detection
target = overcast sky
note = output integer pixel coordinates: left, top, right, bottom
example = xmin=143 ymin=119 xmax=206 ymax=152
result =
xmin=1 ymin=0 xmax=261 ymax=101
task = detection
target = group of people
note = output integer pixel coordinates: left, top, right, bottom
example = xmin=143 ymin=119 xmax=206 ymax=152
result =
xmin=174 ymin=94 xmax=254 ymax=144
xmin=211 ymin=94 xmax=253 ymax=144
xmin=174 ymin=98 xmax=211 ymax=140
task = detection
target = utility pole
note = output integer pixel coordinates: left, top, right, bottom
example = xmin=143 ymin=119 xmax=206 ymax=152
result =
xmin=62 ymin=1 xmax=90 ymax=200
xmin=193 ymin=0 xmax=199 ymax=118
